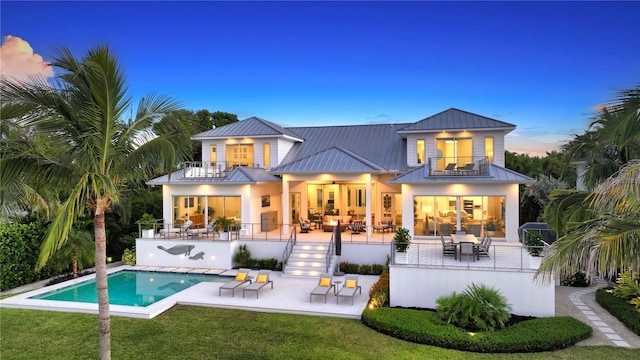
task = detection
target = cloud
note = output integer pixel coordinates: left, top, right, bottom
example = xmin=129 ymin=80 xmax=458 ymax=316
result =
xmin=0 ymin=35 xmax=54 ymax=82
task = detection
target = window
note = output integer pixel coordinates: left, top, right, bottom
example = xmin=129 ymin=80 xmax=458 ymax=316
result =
xmin=263 ymin=143 xmax=271 ymax=167
xmin=416 ymin=139 xmax=425 ymax=164
xmin=436 ymin=138 xmax=472 ymax=171
xmin=225 ymin=144 xmax=254 ymax=167
xmin=485 ymin=137 xmax=494 ymax=163
xmin=209 ymin=145 xmax=217 ymax=166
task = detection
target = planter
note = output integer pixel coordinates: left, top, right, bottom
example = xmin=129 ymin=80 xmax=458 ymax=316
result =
xmin=141 ymin=229 xmax=155 ymax=238
xmin=219 ymin=232 xmax=230 ymax=241
xmin=395 ymin=251 xmax=408 ymax=264
xmin=487 ymin=230 xmax=495 ymax=237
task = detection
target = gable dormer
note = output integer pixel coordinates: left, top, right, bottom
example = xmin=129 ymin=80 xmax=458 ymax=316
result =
xmin=192 ymin=117 xmax=304 ymax=171
xmin=397 ymin=108 xmax=516 ymax=169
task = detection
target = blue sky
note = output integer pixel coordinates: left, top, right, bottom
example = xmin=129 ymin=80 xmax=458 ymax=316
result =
xmin=1 ymin=1 xmax=638 ymax=156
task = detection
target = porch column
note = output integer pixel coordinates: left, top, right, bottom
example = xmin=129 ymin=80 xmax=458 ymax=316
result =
xmin=365 ymin=174 xmax=372 ymax=237
xmin=282 ymin=175 xmax=290 ymax=234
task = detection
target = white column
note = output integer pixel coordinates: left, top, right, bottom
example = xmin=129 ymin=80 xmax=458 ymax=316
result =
xmin=365 ymin=174 xmax=372 ymax=237
xmin=282 ymin=175 xmax=290 ymax=234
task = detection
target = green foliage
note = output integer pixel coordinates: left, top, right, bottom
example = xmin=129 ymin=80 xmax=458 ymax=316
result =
xmin=436 ymin=283 xmax=512 ymax=332
xmin=359 ymin=264 xmax=372 ymax=274
xmin=0 ymin=222 xmax=57 ymax=290
xmin=485 ymin=221 xmax=496 ymax=231
xmin=339 ymin=262 xmax=360 ymax=274
xmin=596 ymin=288 xmax=640 ymax=335
xmin=371 ymin=263 xmax=385 ymax=275
xmin=136 ymin=213 xmax=157 ymax=230
xmin=233 ymin=244 xmax=253 ymax=268
xmin=214 ymin=216 xmax=235 ymax=232
xmin=525 ymin=231 xmax=544 ymax=256
xmin=362 ymin=307 xmax=592 ymax=353
xmin=255 ymin=257 xmax=278 ymax=270
xmin=612 ymin=271 xmax=640 ymax=310
xmin=393 ymin=227 xmax=411 ymax=252
xmin=338 ymin=262 xmax=385 ymax=275
xmin=48 ymin=228 xmax=95 ymax=277
xmin=368 ymin=271 xmax=389 ymax=308
xmin=121 ymin=248 xmax=136 ymax=265
xmin=560 ymin=272 xmax=590 ymax=287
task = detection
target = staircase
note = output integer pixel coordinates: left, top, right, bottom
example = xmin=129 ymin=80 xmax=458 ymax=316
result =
xmin=283 ymin=242 xmax=334 ymax=278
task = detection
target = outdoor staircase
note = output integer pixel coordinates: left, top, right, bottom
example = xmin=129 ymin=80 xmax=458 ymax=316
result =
xmin=283 ymin=242 xmax=334 ymax=278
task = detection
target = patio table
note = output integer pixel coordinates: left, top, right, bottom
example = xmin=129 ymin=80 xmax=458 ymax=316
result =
xmin=450 ymin=234 xmax=481 ymax=261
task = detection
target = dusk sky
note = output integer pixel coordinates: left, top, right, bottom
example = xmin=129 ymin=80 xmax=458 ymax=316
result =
xmin=1 ymin=1 xmax=638 ymax=156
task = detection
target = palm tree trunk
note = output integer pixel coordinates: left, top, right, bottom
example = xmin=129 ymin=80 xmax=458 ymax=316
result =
xmin=72 ymin=258 xmax=78 ymax=278
xmin=94 ymin=199 xmax=111 ymax=360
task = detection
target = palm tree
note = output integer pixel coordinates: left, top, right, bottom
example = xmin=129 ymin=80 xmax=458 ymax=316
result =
xmin=1 ymin=45 xmax=187 ymax=360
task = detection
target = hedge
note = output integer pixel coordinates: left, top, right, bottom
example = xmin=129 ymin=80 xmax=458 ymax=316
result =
xmin=596 ymin=287 xmax=640 ymax=336
xmin=361 ymin=307 xmax=592 ymax=353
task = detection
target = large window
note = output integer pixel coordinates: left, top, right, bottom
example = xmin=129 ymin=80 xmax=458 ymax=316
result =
xmin=416 ymin=139 xmax=425 ymax=164
xmin=171 ymin=195 xmax=240 ymax=227
xmin=436 ymin=138 xmax=472 ymax=171
xmin=225 ymin=144 xmax=254 ymax=167
xmin=414 ymin=195 xmax=505 ymax=237
xmin=209 ymin=145 xmax=217 ymax=166
xmin=263 ymin=143 xmax=271 ymax=167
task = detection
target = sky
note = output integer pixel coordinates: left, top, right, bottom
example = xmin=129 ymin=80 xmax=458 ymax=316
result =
xmin=1 ymin=1 xmax=638 ymax=156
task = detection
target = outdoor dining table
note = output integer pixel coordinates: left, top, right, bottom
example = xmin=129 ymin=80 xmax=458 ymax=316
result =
xmin=450 ymin=233 xmax=481 ymax=261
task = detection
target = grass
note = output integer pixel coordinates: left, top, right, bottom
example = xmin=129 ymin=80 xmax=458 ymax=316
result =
xmin=1 ymin=306 xmax=639 ymax=359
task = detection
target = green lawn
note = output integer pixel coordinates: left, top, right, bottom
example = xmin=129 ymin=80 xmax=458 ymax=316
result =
xmin=1 ymin=306 xmax=639 ymax=359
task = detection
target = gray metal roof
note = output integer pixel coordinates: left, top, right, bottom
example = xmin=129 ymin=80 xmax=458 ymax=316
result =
xmin=389 ymin=163 xmax=534 ymax=184
xmin=271 ymin=147 xmax=387 ymax=174
xmin=274 ymin=123 xmax=410 ymax=173
xmin=146 ymin=167 xmax=280 ymax=185
xmin=193 ymin=116 xmax=304 ymax=141
xmin=398 ymin=108 xmax=516 ymax=133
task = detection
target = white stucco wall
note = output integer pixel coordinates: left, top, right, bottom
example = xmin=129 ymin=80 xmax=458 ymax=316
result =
xmin=136 ymin=238 xmax=237 ymax=269
xmin=339 ymin=243 xmax=392 ymax=265
xmin=389 ymin=266 xmax=555 ymax=317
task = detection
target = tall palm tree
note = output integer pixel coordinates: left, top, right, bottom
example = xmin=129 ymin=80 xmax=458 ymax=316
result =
xmin=1 ymin=45 xmax=187 ymax=360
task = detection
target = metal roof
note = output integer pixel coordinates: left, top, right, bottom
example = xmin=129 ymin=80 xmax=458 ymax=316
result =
xmin=271 ymin=147 xmax=387 ymax=174
xmin=146 ymin=167 xmax=280 ymax=185
xmin=389 ymin=163 xmax=534 ymax=184
xmin=193 ymin=116 xmax=304 ymax=141
xmin=398 ymin=108 xmax=516 ymax=133
xmin=274 ymin=123 xmax=409 ymax=173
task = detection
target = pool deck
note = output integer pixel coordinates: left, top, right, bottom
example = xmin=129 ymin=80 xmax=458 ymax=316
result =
xmin=0 ymin=265 xmax=378 ymax=320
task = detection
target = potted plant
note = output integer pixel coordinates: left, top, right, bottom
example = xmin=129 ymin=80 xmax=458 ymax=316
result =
xmin=137 ymin=213 xmax=157 ymax=238
xmin=215 ymin=216 xmax=236 ymax=240
xmin=393 ymin=227 xmax=411 ymax=264
xmin=485 ymin=220 xmax=496 ymax=237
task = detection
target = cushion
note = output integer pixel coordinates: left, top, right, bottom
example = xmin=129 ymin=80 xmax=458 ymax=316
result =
xmin=346 ymin=279 xmax=357 ymax=288
xmin=319 ymin=277 xmax=331 ymax=287
xmin=235 ymin=272 xmax=247 ymax=281
xmin=256 ymin=274 xmax=268 ymax=283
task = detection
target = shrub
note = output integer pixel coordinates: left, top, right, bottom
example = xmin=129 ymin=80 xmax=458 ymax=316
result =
xmin=359 ymin=264 xmax=372 ymax=275
xmin=612 ymin=271 xmax=640 ymax=310
xmin=596 ymin=288 xmax=640 ymax=335
xmin=121 ymin=248 xmax=136 ymax=265
xmin=393 ymin=227 xmax=411 ymax=252
xmin=561 ymin=272 xmax=590 ymax=287
xmin=436 ymin=283 xmax=512 ymax=331
xmin=233 ymin=244 xmax=254 ymax=268
xmin=339 ymin=262 xmax=360 ymax=274
xmin=371 ymin=263 xmax=385 ymax=275
xmin=368 ymin=271 xmax=389 ymax=308
xmin=255 ymin=257 xmax=278 ymax=270
xmin=361 ymin=307 xmax=592 ymax=353
xmin=525 ymin=231 xmax=544 ymax=256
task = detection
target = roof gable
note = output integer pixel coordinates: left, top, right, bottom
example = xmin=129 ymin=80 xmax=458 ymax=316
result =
xmin=398 ymin=108 xmax=516 ymax=133
xmin=389 ymin=163 xmax=533 ymax=184
xmin=272 ymin=146 xmax=386 ymax=174
xmin=193 ymin=116 xmax=303 ymax=140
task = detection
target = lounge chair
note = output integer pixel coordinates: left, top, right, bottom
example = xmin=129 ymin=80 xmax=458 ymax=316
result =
xmin=444 ymin=163 xmax=457 ymax=175
xmin=310 ymin=276 xmax=335 ymax=303
xmin=457 ymin=163 xmax=476 ymax=175
xmin=337 ymin=274 xmax=362 ymax=305
xmin=159 ymin=220 xmax=193 ymax=238
xmin=298 ymin=218 xmax=311 ymax=233
xmin=219 ymin=268 xmax=252 ymax=297
xmin=349 ymin=220 xmax=364 ymax=234
xmin=441 ymin=235 xmax=457 ymax=259
xmin=243 ymin=270 xmax=273 ymax=298
xmin=187 ymin=220 xmax=219 ymax=239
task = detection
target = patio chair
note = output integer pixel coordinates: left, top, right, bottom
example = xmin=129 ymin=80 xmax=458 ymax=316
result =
xmin=298 ymin=218 xmax=311 ymax=233
xmin=349 ymin=220 xmax=364 ymax=234
xmin=219 ymin=268 xmax=252 ymax=297
xmin=243 ymin=270 xmax=273 ymax=298
xmin=477 ymin=237 xmax=492 ymax=258
xmin=444 ymin=162 xmax=457 ymax=175
xmin=459 ymin=241 xmax=477 ymax=262
xmin=187 ymin=220 xmax=219 ymax=239
xmin=457 ymin=163 xmax=476 ymax=175
xmin=337 ymin=275 xmax=362 ymax=305
xmin=159 ymin=220 xmax=193 ymax=238
xmin=441 ymin=235 xmax=457 ymax=259
xmin=310 ymin=276 xmax=335 ymax=303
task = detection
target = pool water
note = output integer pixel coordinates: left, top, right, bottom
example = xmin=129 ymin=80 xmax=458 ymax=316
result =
xmin=30 ymin=270 xmax=225 ymax=307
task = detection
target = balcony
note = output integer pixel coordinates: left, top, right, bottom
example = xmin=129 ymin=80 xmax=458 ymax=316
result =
xmin=427 ymin=156 xmax=490 ymax=176
xmin=181 ymin=161 xmax=257 ymax=178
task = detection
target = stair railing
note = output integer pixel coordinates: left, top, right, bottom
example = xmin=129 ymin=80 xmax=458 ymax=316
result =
xmin=325 ymin=230 xmax=335 ymax=274
xmin=282 ymin=226 xmax=298 ymax=271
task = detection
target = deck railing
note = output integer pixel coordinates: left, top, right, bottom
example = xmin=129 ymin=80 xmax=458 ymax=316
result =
xmin=325 ymin=230 xmax=335 ymax=274
xmin=427 ymin=156 xmax=490 ymax=176
xmin=181 ymin=161 xmax=260 ymax=178
xmin=282 ymin=226 xmax=298 ymax=270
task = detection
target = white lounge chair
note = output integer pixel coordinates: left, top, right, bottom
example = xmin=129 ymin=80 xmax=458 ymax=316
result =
xmin=219 ymin=268 xmax=252 ymax=297
xmin=337 ymin=275 xmax=362 ymax=305
xmin=187 ymin=220 xmax=219 ymax=239
xmin=159 ymin=220 xmax=193 ymax=238
xmin=243 ymin=270 xmax=273 ymax=298
xmin=310 ymin=276 xmax=335 ymax=303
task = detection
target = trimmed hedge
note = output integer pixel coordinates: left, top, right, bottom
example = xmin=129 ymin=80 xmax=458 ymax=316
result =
xmin=339 ymin=261 xmax=385 ymax=275
xmin=596 ymin=287 xmax=640 ymax=336
xmin=361 ymin=307 xmax=592 ymax=353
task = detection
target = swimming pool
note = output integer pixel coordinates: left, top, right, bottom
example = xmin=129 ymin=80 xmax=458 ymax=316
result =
xmin=30 ymin=270 xmax=226 ymax=307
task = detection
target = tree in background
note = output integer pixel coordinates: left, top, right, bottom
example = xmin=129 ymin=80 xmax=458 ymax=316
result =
xmin=1 ymin=45 xmax=189 ymax=360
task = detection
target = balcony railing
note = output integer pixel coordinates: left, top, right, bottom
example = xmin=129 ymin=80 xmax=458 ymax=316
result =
xmin=181 ymin=161 xmax=258 ymax=178
xmin=427 ymin=156 xmax=490 ymax=176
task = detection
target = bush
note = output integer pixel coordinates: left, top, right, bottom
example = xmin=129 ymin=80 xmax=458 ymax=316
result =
xmin=121 ymin=248 xmax=136 ymax=265
xmin=561 ymin=272 xmax=590 ymax=287
xmin=359 ymin=264 xmax=372 ymax=275
xmin=339 ymin=262 xmax=360 ymax=274
xmin=596 ymin=288 xmax=640 ymax=336
xmin=255 ymin=258 xmax=278 ymax=270
xmin=371 ymin=263 xmax=385 ymax=275
xmin=368 ymin=271 xmax=389 ymax=308
xmin=612 ymin=271 xmax=640 ymax=310
xmin=525 ymin=231 xmax=544 ymax=256
xmin=233 ymin=244 xmax=254 ymax=268
xmin=361 ymin=307 xmax=592 ymax=353
xmin=339 ymin=262 xmax=385 ymax=275
xmin=436 ymin=283 xmax=512 ymax=331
